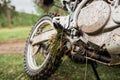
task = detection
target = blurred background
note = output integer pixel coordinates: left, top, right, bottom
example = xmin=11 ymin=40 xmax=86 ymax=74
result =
xmin=0 ymin=0 xmax=120 ymax=80
xmin=0 ymin=0 xmax=62 ymax=28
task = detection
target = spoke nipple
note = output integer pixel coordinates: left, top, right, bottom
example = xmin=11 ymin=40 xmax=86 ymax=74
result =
xmin=29 ymin=40 xmax=33 ymax=44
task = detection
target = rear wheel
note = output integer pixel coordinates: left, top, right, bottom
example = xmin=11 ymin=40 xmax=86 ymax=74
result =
xmin=24 ymin=15 xmax=63 ymax=80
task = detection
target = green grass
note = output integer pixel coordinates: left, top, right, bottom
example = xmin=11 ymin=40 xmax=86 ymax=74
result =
xmin=0 ymin=54 xmax=29 ymax=80
xmin=0 ymin=27 xmax=31 ymax=42
xmin=0 ymin=54 xmax=120 ymax=80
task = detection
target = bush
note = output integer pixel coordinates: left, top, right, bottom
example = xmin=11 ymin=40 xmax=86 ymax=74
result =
xmin=0 ymin=12 xmax=39 ymax=28
xmin=0 ymin=13 xmax=7 ymax=27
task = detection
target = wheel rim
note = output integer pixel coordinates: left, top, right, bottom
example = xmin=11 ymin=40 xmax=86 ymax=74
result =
xmin=27 ymin=19 xmax=55 ymax=71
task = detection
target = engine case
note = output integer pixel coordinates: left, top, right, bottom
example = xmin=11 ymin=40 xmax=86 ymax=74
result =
xmin=77 ymin=1 xmax=120 ymax=55
xmin=77 ymin=1 xmax=111 ymax=34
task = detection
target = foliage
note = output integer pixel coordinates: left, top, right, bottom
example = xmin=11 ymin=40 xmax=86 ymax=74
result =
xmin=34 ymin=0 xmax=68 ymax=16
xmin=0 ymin=12 xmax=39 ymax=27
xmin=0 ymin=0 xmax=12 ymax=14
xmin=0 ymin=0 xmax=66 ymax=27
xmin=34 ymin=0 xmax=54 ymax=11
xmin=11 ymin=12 xmax=39 ymax=27
xmin=0 ymin=13 xmax=7 ymax=27
xmin=0 ymin=0 xmax=15 ymax=27
xmin=0 ymin=0 xmax=39 ymax=27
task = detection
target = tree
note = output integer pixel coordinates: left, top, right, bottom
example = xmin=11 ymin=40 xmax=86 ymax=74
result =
xmin=0 ymin=0 xmax=12 ymax=27
xmin=34 ymin=0 xmax=54 ymax=12
xmin=34 ymin=0 xmax=63 ymax=15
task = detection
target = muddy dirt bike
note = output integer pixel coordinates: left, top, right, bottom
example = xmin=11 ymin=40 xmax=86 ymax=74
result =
xmin=24 ymin=0 xmax=120 ymax=80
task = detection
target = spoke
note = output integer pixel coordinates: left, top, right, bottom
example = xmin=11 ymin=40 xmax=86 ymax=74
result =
xmin=26 ymin=16 xmax=56 ymax=70
xmin=41 ymin=43 xmax=50 ymax=58
xmin=32 ymin=29 xmax=57 ymax=45
xmin=32 ymin=45 xmax=40 ymax=57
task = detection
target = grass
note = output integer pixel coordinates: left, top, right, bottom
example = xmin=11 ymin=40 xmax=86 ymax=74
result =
xmin=0 ymin=54 xmax=120 ymax=80
xmin=0 ymin=54 xmax=29 ymax=80
xmin=0 ymin=27 xmax=31 ymax=42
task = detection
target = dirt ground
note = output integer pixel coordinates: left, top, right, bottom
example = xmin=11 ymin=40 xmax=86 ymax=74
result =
xmin=0 ymin=40 xmax=26 ymax=54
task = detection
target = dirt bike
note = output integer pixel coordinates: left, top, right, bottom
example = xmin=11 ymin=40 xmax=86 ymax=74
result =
xmin=24 ymin=0 xmax=120 ymax=80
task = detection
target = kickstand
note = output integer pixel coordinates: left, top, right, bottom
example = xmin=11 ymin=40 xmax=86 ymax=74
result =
xmin=90 ymin=61 xmax=100 ymax=80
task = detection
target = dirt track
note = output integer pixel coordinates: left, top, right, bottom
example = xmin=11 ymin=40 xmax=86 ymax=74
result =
xmin=0 ymin=40 xmax=26 ymax=54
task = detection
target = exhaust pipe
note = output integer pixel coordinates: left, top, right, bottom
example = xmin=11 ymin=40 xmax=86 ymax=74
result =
xmin=86 ymin=50 xmax=111 ymax=63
